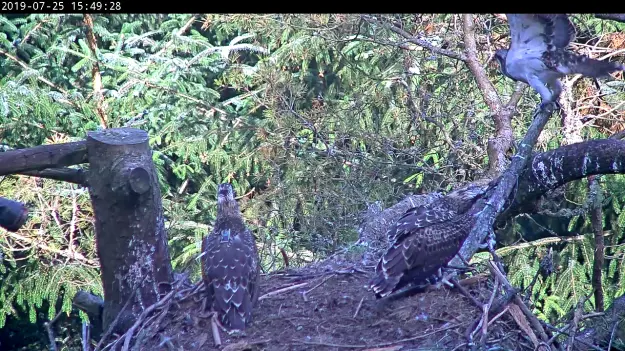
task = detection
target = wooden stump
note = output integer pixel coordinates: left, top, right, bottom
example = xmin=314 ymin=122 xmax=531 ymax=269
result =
xmin=86 ymin=128 xmax=173 ymax=334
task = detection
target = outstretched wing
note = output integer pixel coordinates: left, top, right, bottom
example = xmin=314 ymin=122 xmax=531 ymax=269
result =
xmin=507 ymin=14 xmax=574 ymax=58
xmin=507 ymin=14 xmax=622 ymax=77
xmin=202 ymin=230 xmax=258 ymax=330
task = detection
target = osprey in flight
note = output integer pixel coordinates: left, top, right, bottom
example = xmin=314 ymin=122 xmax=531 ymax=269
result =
xmin=494 ymin=14 xmax=624 ymax=108
xmin=201 ymin=183 xmax=260 ymax=331
xmin=369 ymin=183 xmax=492 ymax=298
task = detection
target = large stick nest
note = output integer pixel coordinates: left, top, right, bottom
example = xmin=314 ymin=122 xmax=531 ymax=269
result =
xmin=109 ymin=259 xmax=536 ymax=351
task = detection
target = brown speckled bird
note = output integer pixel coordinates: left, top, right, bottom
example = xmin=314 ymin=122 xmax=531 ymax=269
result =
xmin=201 ymin=183 xmax=260 ymax=331
xmin=369 ymin=183 xmax=492 ymax=298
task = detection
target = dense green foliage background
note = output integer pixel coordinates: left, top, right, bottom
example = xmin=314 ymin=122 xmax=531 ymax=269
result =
xmin=1 ymin=14 xmax=625 ymax=350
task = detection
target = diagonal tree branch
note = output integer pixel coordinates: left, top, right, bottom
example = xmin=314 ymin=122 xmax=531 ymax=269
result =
xmin=360 ymin=15 xmax=467 ymax=62
xmin=453 ymin=104 xmax=556 ymax=266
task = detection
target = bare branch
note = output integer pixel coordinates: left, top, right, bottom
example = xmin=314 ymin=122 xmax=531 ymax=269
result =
xmin=589 ymin=175 xmax=605 ymax=312
xmin=19 ymin=167 xmax=88 ymax=185
xmin=453 ymin=104 xmax=556 ymax=267
xmin=0 ymin=141 xmax=88 ymax=176
xmin=4 ymin=231 xmax=98 ymax=266
xmin=461 ymin=14 xmax=502 ymax=113
xmin=502 ymin=138 xmax=625 ymax=220
xmin=595 ymin=14 xmax=625 ymax=23
xmin=83 ymin=14 xmax=108 ymax=129
xmin=360 ymin=15 xmax=467 ymax=62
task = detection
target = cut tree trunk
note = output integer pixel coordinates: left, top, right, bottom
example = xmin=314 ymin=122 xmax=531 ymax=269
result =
xmin=86 ymin=128 xmax=173 ymax=334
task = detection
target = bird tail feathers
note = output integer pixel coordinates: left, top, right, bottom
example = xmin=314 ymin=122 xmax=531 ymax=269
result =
xmin=369 ymin=271 xmax=401 ymax=298
xmin=555 ymin=52 xmax=624 ymax=78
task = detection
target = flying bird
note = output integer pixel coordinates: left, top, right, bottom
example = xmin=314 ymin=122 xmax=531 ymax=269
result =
xmin=369 ymin=183 xmax=492 ymax=298
xmin=201 ymin=183 xmax=260 ymax=331
xmin=493 ymin=14 xmax=624 ymax=109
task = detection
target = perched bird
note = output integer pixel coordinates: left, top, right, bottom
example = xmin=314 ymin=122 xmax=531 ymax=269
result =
xmin=201 ymin=183 xmax=260 ymax=331
xmin=494 ymin=14 xmax=624 ymax=109
xmin=369 ymin=183 xmax=492 ymax=298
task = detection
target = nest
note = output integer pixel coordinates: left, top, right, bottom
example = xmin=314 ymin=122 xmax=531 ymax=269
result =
xmin=98 ymin=258 xmax=542 ymax=351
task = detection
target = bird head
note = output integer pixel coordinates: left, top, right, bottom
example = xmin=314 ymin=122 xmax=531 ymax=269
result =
xmin=493 ymin=49 xmax=508 ymax=64
xmin=445 ymin=184 xmax=492 ymax=214
xmin=493 ymin=49 xmax=515 ymax=80
xmin=217 ymin=183 xmax=236 ymax=204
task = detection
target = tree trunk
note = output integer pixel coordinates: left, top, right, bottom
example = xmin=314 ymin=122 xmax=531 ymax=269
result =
xmin=86 ymin=128 xmax=173 ymax=334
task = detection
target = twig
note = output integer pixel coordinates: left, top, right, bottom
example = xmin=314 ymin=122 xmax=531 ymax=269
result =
xmin=302 ymin=274 xmax=335 ymax=301
xmin=353 ymin=297 xmax=365 ymax=318
xmin=566 ymin=297 xmax=588 ymax=351
xmin=488 ymin=262 xmax=550 ymax=343
xmin=94 ymin=289 xmax=137 ymax=351
xmin=83 ymin=14 xmax=108 ymax=128
xmin=479 ymin=279 xmax=500 ymax=345
xmin=279 ymin=247 xmax=289 ymax=269
xmin=451 ymin=277 xmax=483 ymax=309
xmin=360 ymin=15 xmax=468 ymax=62
xmin=121 ymin=289 xmax=177 ymax=351
xmin=211 ymin=313 xmax=222 ymax=347
xmin=43 ymin=311 xmax=63 ymax=351
xmin=544 ymin=324 xmax=605 ymax=351
xmin=82 ymin=321 xmax=91 ymax=351
xmin=487 ymin=305 xmax=509 ymax=327
xmin=607 ymin=319 xmax=620 ymax=351
xmin=292 ymin=322 xmax=466 ymax=349
xmin=258 ymin=282 xmax=308 ymax=301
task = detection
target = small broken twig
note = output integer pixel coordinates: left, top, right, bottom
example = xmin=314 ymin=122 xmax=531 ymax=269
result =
xmin=258 ymin=282 xmax=308 ymax=301
xmin=302 ymin=274 xmax=335 ymax=301
xmin=353 ymin=297 xmax=365 ymax=318
xmin=211 ymin=313 xmax=222 ymax=347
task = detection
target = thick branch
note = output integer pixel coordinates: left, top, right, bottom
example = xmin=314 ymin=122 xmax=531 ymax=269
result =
xmin=19 ymin=167 xmax=88 ymax=185
xmin=502 ymin=138 xmax=625 ymax=219
xmin=462 ymin=14 xmax=520 ymax=175
xmin=453 ymin=105 xmax=555 ymax=266
xmin=461 ymin=14 xmax=502 ymax=114
xmin=72 ymin=290 xmax=104 ymax=338
xmin=595 ymin=14 xmax=625 ymax=23
xmin=86 ymin=128 xmax=173 ymax=334
xmin=0 ymin=141 xmax=87 ymax=176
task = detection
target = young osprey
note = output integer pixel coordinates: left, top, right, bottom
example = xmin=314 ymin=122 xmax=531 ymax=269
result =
xmin=494 ymin=14 xmax=624 ymax=109
xmin=201 ymin=183 xmax=260 ymax=331
xmin=369 ymin=183 xmax=492 ymax=298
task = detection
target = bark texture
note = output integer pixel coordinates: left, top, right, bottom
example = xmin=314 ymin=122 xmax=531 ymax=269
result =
xmin=86 ymin=128 xmax=173 ymax=334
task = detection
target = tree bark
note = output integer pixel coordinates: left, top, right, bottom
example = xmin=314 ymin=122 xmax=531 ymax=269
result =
xmin=86 ymin=128 xmax=173 ymax=335
xmin=595 ymin=13 xmax=625 ymax=23
xmin=0 ymin=141 xmax=87 ymax=176
xmin=589 ymin=176 xmax=605 ymax=312
xmin=500 ymin=138 xmax=625 ymax=222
